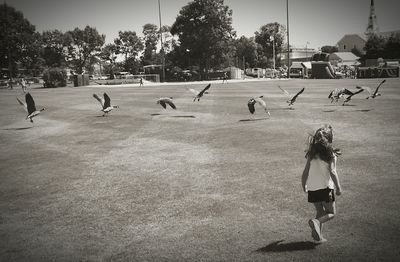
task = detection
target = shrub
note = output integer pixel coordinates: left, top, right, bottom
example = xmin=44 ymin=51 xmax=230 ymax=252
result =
xmin=43 ymin=68 xmax=67 ymax=88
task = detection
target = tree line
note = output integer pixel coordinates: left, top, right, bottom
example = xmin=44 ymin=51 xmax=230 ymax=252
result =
xmin=1 ymin=0 xmax=399 ymax=81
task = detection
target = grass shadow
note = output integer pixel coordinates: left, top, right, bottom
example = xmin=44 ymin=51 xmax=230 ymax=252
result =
xmin=171 ymin=115 xmax=196 ymax=118
xmin=2 ymin=126 xmax=33 ymax=130
xmin=322 ymin=110 xmax=336 ymax=113
xmin=255 ymin=240 xmax=319 ymax=253
xmin=353 ymin=109 xmax=373 ymax=112
xmin=151 ymin=113 xmax=161 ymax=116
xmin=239 ymin=117 xmax=268 ymax=122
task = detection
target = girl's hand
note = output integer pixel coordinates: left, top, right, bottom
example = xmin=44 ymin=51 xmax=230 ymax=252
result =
xmin=336 ymin=187 xmax=342 ymax=196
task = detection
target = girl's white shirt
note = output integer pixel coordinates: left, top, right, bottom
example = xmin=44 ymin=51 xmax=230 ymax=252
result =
xmin=306 ymin=156 xmax=335 ymax=191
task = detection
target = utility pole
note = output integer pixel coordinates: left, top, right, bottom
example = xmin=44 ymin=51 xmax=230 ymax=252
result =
xmin=286 ymin=0 xmax=290 ymax=79
xmin=271 ymin=35 xmax=275 ymax=78
xmin=158 ymin=0 xmax=165 ymax=82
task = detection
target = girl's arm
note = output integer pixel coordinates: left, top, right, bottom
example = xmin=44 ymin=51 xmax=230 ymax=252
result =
xmin=301 ymin=157 xmax=311 ymax=192
xmin=329 ymin=155 xmax=342 ymax=195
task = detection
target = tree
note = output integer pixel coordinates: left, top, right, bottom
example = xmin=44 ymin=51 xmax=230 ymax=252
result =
xmin=321 ymin=45 xmax=338 ymax=54
xmin=41 ymin=30 xmax=67 ymax=68
xmin=234 ymin=36 xmax=257 ymax=69
xmin=0 ymin=3 xmax=37 ymax=77
xmin=114 ymin=30 xmax=143 ymax=72
xmin=170 ymin=0 xmax=235 ymax=79
xmin=254 ymin=22 xmax=286 ymax=68
xmin=64 ymin=26 xmax=105 ymax=74
xmin=384 ymin=33 xmax=400 ymax=59
xmin=364 ymin=34 xmax=385 ymax=59
xmin=142 ymin=23 xmax=159 ymax=65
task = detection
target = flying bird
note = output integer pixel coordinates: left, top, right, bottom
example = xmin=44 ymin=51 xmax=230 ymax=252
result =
xmin=193 ymin=83 xmax=211 ymax=101
xmin=16 ymin=92 xmax=45 ymax=123
xmin=328 ymin=88 xmax=353 ymax=103
xmin=157 ymin=97 xmax=176 ymax=109
xmin=93 ymin=92 xmax=119 ymax=116
xmin=342 ymin=88 xmax=364 ymax=105
xmin=278 ymin=86 xmax=305 ymax=107
xmin=356 ymin=79 xmax=386 ymax=99
xmin=248 ymin=96 xmax=270 ymax=115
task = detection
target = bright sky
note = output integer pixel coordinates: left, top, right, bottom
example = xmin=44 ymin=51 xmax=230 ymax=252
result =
xmin=6 ymin=0 xmax=400 ymax=50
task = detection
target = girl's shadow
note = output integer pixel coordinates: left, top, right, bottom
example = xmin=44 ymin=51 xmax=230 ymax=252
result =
xmin=255 ymin=240 xmax=319 ymax=253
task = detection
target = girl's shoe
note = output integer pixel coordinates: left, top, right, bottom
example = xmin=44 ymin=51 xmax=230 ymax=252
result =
xmin=308 ymin=219 xmax=321 ymax=241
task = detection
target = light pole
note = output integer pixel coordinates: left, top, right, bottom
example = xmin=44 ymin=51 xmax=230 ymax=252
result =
xmin=306 ymin=41 xmax=310 ymax=61
xmin=158 ymin=0 xmax=165 ymax=82
xmin=186 ymin=49 xmax=190 ymax=69
xmin=286 ymin=0 xmax=290 ymax=79
xmin=270 ymin=35 xmax=275 ymax=78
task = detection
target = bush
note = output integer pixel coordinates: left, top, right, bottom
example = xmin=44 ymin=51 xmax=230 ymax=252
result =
xmin=43 ymin=68 xmax=67 ymax=88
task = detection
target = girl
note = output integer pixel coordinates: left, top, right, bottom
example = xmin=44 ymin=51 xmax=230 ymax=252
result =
xmin=302 ymin=125 xmax=342 ymax=242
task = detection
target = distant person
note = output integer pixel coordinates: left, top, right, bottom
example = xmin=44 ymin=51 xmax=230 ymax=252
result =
xmin=139 ymin=76 xmax=144 ymax=87
xmin=301 ymin=125 xmax=342 ymax=243
xmin=20 ymin=78 xmax=27 ymax=93
xmin=222 ymin=72 xmax=228 ymax=84
xmin=8 ymin=77 xmax=13 ymax=90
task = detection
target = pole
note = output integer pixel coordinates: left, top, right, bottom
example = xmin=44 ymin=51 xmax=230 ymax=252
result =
xmin=158 ymin=0 xmax=165 ymax=82
xmin=243 ymin=56 xmax=245 ymax=79
xmin=286 ymin=0 xmax=290 ymax=79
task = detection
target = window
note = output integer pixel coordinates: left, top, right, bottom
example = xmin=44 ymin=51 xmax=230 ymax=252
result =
xmin=343 ymin=44 xmax=346 ymax=50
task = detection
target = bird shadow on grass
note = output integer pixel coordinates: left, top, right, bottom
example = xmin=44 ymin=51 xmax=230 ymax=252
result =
xmin=322 ymin=110 xmax=336 ymax=113
xmin=171 ymin=115 xmax=196 ymax=118
xmin=2 ymin=126 xmax=33 ymax=131
xmin=255 ymin=240 xmax=319 ymax=253
xmin=151 ymin=113 xmax=161 ymax=116
xmin=353 ymin=109 xmax=373 ymax=112
xmin=239 ymin=117 xmax=268 ymax=122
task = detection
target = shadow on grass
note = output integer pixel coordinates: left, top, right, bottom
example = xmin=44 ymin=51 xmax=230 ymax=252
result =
xmin=322 ymin=110 xmax=336 ymax=113
xmin=2 ymin=126 xmax=33 ymax=130
xmin=255 ymin=240 xmax=319 ymax=253
xmin=151 ymin=113 xmax=196 ymax=118
xmin=171 ymin=115 xmax=196 ymax=118
xmin=151 ymin=113 xmax=161 ymax=116
xmin=353 ymin=109 xmax=373 ymax=112
xmin=239 ymin=117 xmax=268 ymax=122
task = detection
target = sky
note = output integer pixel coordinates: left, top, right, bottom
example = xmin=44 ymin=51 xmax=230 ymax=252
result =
xmin=5 ymin=0 xmax=400 ymax=50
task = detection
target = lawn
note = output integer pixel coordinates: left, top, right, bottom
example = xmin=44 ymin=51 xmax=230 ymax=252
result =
xmin=0 ymin=78 xmax=399 ymax=261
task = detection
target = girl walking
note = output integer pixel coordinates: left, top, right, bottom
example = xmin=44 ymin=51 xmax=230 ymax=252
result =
xmin=302 ymin=125 xmax=342 ymax=242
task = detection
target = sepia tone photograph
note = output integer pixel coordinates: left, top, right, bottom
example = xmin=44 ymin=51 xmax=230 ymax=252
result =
xmin=1 ymin=0 xmax=400 ymax=261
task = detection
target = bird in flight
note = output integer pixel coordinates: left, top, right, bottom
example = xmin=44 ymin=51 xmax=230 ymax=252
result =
xmin=328 ymin=88 xmax=353 ymax=103
xmin=342 ymin=88 xmax=364 ymax=105
xmin=16 ymin=92 xmax=45 ymax=123
xmin=248 ymin=96 xmax=270 ymax=116
xmin=356 ymin=79 xmax=386 ymax=99
xmin=193 ymin=83 xmax=211 ymax=102
xmin=93 ymin=92 xmax=119 ymax=116
xmin=157 ymin=97 xmax=176 ymax=109
xmin=278 ymin=86 xmax=305 ymax=107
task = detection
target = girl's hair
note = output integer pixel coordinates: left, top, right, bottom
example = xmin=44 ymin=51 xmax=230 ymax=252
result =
xmin=305 ymin=125 xmax=341 ymax=162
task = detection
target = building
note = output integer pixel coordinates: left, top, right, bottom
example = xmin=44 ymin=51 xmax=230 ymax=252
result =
xmin=329 ymin=52 xmax=360 ymax=67
xmin=280 ymin=47 xmax=317 ymax=64
xmin=337 ymin=34 xmax=366 ymax=53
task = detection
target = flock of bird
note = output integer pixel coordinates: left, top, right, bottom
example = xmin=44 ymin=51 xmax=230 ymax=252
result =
xmin=15 ymin=79 xmax=386 ymax=124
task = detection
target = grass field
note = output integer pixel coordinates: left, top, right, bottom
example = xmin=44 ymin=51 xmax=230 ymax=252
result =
xmin=1 ymin=78 xmax=399 ymax=261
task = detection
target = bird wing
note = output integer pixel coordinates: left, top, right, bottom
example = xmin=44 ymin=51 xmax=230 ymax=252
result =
xmin=159 ymin=100 xmax=167 ymax=109
xmin=93 ymin=94 xmax=105 ymax=108
xmin=356 ymin=86 xmax=370 ymax=95
xmin=25 ymin=93 xmax=36 ymax=114
xmin=247 ymin=99 xmax=256 ymax=114
xmin=103 ymin=93 xmax=111 ymax=109
xmin=16 ymin=97 xmax=28 ymax=112
xmin=291 ymin=87 xmax=305 ymax=101
xmin=278 ymin=85 xmax=290 ymax=97
xmin=166 ymin=100 xmax=176 ymax=109
xmin=187 ymin=87 xmax=199 ymax=96
xmin=198 ymin=83 xmax=211 ymax=96
xmin=373 ymin=79 xmax=386 ymax=95
xmin=341 ymin=88 xmax=354 ymax=96
xmin=255 ymin=97 xmax=267 ymax=110
xmin=328 ymin=90 xmax=334 ymax=99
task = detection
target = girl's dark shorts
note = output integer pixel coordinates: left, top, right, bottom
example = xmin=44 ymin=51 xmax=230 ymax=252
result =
xmin=308 ymin=188 xmax=335 ymax=203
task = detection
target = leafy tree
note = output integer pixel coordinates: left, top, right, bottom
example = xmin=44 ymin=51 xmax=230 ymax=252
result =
xmin=0 ymin=3 xmax=37 ymax=77
xmin=384 ymin=33 xmax=400 ymax=59
xmin=254 ymin=22 xmax=286 ymax=68
xmin=170 ymin=0 xmax=236 ymax=79
xmin=41 ymin=29 xmax=67 ymax=68
xmin=234 ymin=36 xmax=257 ymax=69
xmin=142 ymin=23 xmax=159 ymax=65
xmin=114 ymin=30 xmax=143 ymax=71
xmin=364 ymin=34 xmax=385 ymax=59
xmin=321 ymin=45 xmax=338 ymax=54
xmin=64 ymin=26 xmax=105 ymax=74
